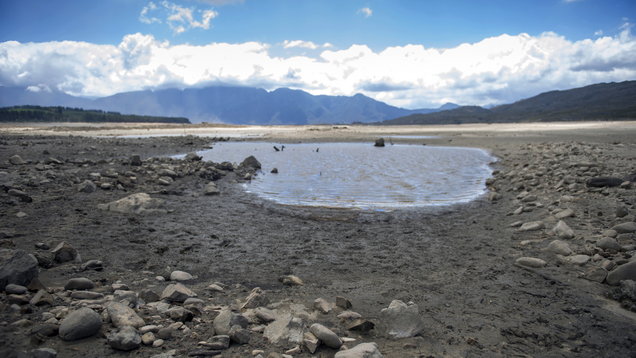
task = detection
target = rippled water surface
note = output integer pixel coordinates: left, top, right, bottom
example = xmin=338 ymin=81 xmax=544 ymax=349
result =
xmin=200 ymin=142 xmax=495 ymax=210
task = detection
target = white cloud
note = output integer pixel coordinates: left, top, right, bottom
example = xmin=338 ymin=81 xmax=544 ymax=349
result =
xmin=140 ymin=1 xmax=218 ymax=34
xmin=193 ymin=0 xmax=243 ymax=5
xmin=282 ymin=40 xmax=332 ymax=50
xmin=1 ymin=28 xmax=635 ymax=108
xmin=358 ymin=7 xmax=372 ymax=18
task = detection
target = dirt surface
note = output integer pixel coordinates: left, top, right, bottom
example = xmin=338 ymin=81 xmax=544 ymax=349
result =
xmin=1 ymin=123 xmax=636 ymax=358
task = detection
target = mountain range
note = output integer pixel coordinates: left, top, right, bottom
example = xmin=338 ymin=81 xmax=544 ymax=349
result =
xmin=382 ymin=81 xmax=636 ymax=125
xmin=0 ymin=85 xmax=456 ymax=125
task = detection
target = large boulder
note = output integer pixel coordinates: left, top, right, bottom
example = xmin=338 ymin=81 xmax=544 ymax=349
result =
xmin=379 ymin=300 xmax=424 ymax=338
xmin=59 ymin=307 xmax=102 ymax=341
xmin=0 ymin=249 xmax=39 ymax=291
xmin=607 ymin=261 xmax=636 ymax=286
xmin=97 ymin=193 xmax=166 ymax=214
xmin=334 ymin=342 xmax=384 ymax=358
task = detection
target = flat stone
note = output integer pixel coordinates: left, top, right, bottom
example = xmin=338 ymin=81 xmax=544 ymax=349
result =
xmin=263 ymin=313 xmax=305 ymax=347
xmin=519 ymin=221 xmax=544 ymax=232
xmin=313 ymin=297 xmax=332 ymax=314
xmin=597 ymin=237 xmax=622 ymax=251
xmin=587 ymin=177 xmax=623 ymax=187
xmin=170 ymin=270 xmax=193 ymax=282
xmin=71 ymin=291 xmax=104 ymax=300
xmin=310 ymin=323 xmax=342 ymax=349
xmin=97 ymin=193 xmax=166 ymax=215
xmin=107 ymin=302 xmax=145 ymax=328
xmin=607 ymin=261 xmax=636 ymax=286
xmin=161 ymin=283 xmax=197 ymax=303
xmin=59 ymin=307 xmax=102 ymax=341
xmin=0 ymin=249 xmax=39 ymax=290
xmin=582 ymin=267 xmax=608 ymax=283
xmin=254 ymin=307 xmax=276 ymax=323
xmin=5 ymin=283 xmax=28 ymax=295
xmin=551 ymin=220 xmax=574 ymax=240
xmin=515 ymin=257 xmax=546 ymax=268
xmin=31 ymin=348 xmax=57 ymax=358
xmin=64 ymin=277 xmax=95 ymax=290
xmin=334 ymin=342 xmax=384 ymax=358
xmin=569 ymin=254 xmax=590 ymax=266
xmin=187 ymin=349 xmax=222 ymax=357
xmin=346 ymin=318 xmax=375 ymax=332
xmin=546 ymin=240 xmax=572 ymax=256
xmin=213 ymin=309 xmax=249 ymax=335
xmin=303 ymin=332 xmax=320 ymax=354
xmin=612 ymin=222 xmax=636 ymax=234
xmin=80 ymin=260 xmax=103 ymax=271
xmin=108 ymin=326 xmax=141 ymax=351
xmin=279 ymin=275 xmax=303 ymax=286
xmin=241 ymin=287 xmax=268 ymax=309
xmin=554 ymin=208 xmax=575 ymax=219
xmin=379 ymin=300 xmax=423 ymax=339
xmin=207 ymin=335 xmax=230 ymax=350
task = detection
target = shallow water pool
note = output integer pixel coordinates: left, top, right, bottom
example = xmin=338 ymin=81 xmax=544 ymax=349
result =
xmin=199 ymin=142 xmax=495 ymax=210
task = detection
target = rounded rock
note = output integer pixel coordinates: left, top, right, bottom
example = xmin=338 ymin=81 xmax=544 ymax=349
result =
xmin=59 ymin=307 xmax=102 ymax=341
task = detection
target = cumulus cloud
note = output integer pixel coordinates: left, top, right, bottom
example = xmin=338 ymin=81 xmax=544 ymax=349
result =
xmin=1 ymin=28 xmax=635 ymax=108
xmin=140 ymin=1 xmax=218 ymax=34
xmin=358 ymin=7 xmax=372 ymax=18
xmin=282 ymin=40 xmax=333 ymax=50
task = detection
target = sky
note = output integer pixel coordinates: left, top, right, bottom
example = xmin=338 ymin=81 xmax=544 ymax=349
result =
xmin=0 ymin=0 xmax=635 ymax=109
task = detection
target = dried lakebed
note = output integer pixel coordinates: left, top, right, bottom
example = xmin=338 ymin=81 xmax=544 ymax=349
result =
xmin=0 ymin=133 xmax=635 ymax=358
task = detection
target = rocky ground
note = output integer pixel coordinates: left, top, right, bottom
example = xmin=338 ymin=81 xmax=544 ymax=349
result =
xmin=1 ymin=130 xmax=636 ymax=358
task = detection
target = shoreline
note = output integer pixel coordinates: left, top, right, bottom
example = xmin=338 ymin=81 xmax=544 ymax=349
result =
xmin=1 ymin=123 xmax=635 ymax=357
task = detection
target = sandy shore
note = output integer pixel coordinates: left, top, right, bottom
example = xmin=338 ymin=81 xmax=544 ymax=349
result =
xmin=1 ymin=122 xmax=636 ymax=357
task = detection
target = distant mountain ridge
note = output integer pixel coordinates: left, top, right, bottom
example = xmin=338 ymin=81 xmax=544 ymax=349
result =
xmin=381 ymin=81 xmax=636 ymax=125
xmin=0 ymin=85 xmax=456 ymax=125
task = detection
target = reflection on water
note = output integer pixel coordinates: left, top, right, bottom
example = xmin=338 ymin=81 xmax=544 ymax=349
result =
xmin=199 ymin=142 xmax=495 ymax=210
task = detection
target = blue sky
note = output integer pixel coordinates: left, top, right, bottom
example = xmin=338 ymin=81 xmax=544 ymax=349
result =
xmin=1 ymin=0 xmax=635 ymax=108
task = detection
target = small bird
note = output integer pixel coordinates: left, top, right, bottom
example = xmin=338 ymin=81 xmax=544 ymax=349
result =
xmin=273 ymin=145 xmax=280 ymax=152
xmin=316 ymin=147 xmax=319 ymax=152
xmin=281 ymin=145 xmax=285 ymax=151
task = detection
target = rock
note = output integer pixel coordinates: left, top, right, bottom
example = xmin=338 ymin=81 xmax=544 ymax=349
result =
xmin=71 ymin=291 xmax=103 ymax=300
xmin=30 ymin=289 xmax=54 ymax=306
xmin=546 ymin=240 xmax=572 ymax=256
xmin=379 ymin=300 xmax=423 ymax=339
xmin=213 ymin=309 xmax=249 ymax=335
xmin=554 ymin=208 xmax=575 ymax=219
xmin=80 ymin=259 xmax=103 ymax=271
xmin=310 ymin=323 xmax=342 ymax=349
xmin=239 ymin=156 xmax=261 ymax=171
xmin=616 ymin=206 xmax=629 ymax=218
xmin=597 ymin=237 xmax=622 ymax=251
xmin=114 ymin=290 xmax=138 ymax=305
xmin=140 ymin=289 xmax=160 ymax=303
xmin=241 ymin=287 xmax=269 ymax=309
xmin=97 ymin=193 xmax=166 ymax=214
xmin=270 ymin=168 xmax=278 ymax=174
xmin=229 ymin=325 xmax=251 ymax=344
xmin=334 ymin=342 xmax=384 ymax=358
xmin=374 ymin=138 xmax=385 ymax=147
xmin=607 ymin=261 xmax=636 ymax=286
xmin=582 ymin=267 xmax=608 ymax=283
xmin=130 ymin=155 xmax=142 ymax=166
xmin=157 ymin=176 xmax=174 ymax=185
xmin=141 ymin=332 xmax=156 ymax=345
xmin=586 ymin=177 xmax=623 ymax=187
xmin=279 ymin=275 xmax=304 ymax=286
xmin=166 ymin=307 xmax=194 ymax=322
xmin=254 ymin=307 xmax=276 ymax=323
xmin=157 ymin=327 xmax=173 ymax=340
xmin=568 ymin=255 xmax=590 ymax=265
xmin=187 ymin=349 xmax=222 ymax=357
xmin=346 ymin=318 xmax=375 ymax=332
xmin=515 ymin=257 xmax=547 ymax=268
xmin=9 ymin=155 xmax=26 ymax=165
xmin=108 ymin=326 xmax=141 ymax=351
xmin=263 ymin=313 xmax=305 ymax=347
xmin=618 ymin=280 xmax=636 ymax=300
xmin=185 ymin=152 xmax=202 ymax=161
xmin=31 ymin=348 xmax=57 ymax=358
xmin=170 ymin=270 xmax=193 ymax=282
xmin=107 ymin=302 xmax=145 ymax=328
xmin=77 ymin=180 xmax=96 ymax=193
xmin=551 ymin=220 xmax=574 ymax=239
xmin=336 ymin=296 xmax=353 ymax=310
xmin=519 ymin=221 xmax=544 ymax=232
xmin=313 ymin=297 xmax=332 ymax=314
xmin=0 ymin=249 xmax=39 ymax=290
xmin=5 ymin=283 xmax=27 ymax=294
xmin=64 ymin=277 xmax=95 ymax=290
xmin=208 ymin=335 xmax=230 ymax=350
xmin=204 ymin=182 xmax=220 ymax=195
xmin=303 ymin=332 xmax=320 ymax=354
xmin=338 ymin=311 xmax=362 ymax=322
xmin=161 ymin=283 xmax=197 ymax=303
xmin=51 ymin=242 xmax=78 ymax=263
xmin=612 ymin=222 xmax=636 ymax=234
xmin=8 ymin=189 xmax=32 ymax=202
xmin=58 ymin=307 xmax=102 ymax=341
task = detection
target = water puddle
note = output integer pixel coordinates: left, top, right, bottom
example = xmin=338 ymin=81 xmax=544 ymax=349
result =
xmin=199 ymin=142 xmax=495 ymax=210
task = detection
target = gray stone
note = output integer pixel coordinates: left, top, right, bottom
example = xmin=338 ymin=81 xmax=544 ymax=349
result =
xmin=64 ymin=277 xmax=95 ymax=291
xmin=254 ymin=307 xmax=276 ymax=323
xmin=379 ymin=300 xmax=424 ymax=339
xmin=30 ymin=289 xmax=54 ymax=306
xmin=241 ymin=287 xmax=268 ymax=309
xmin=140 ymin=289 xmax=160 ymax=303
xmin=568 ymin=254 xmax=590 ymax=265
xmin=607 ymin=261 xmax=636 ymax=285
xmin=58 ymin=307 xmax=102 ymax=341
xmin=612 ymin=222 xmax=636 ymax=234
xmin=97 ymin=193 xmax=166 ymax=215
xmin=166 ymin=307 xmax=194 ymax=322
xmin=336 ymin=296 xmax=352 ymax=310
xmin=185 ymin=152 xmax=202 ymax=161
xmin=71 ymin=291 xmax=104 ymax=300
xmin=263 ymin=313 xmax=305 ymax=347
xmin=313 ymin=297 xmax=332 ymax=314
xmin=551 ymin=220 xmax=574 ymax=240
xmin=616 ymin=206 xmax=629 ymax=218
xmin=582 ymin=267 xmax=608 ymax=283
xmin=597 ymin=237 xmax=622 ymax=251
xmin=554 ymin=208 xmax=575 ymax=219
xmin=208 ymin=335 xmax=230 ymax=350
xmin=309 ymin=323 xmax=342 ymax=349
xmin=80 ymin=260 xmax=103 ymax=271
xmin=279 ymin=275 xmax=303 ymax=286
xmin=546 ymin=240 xmax=572 ymax=256
xmin=204 ymin=182 xmax=220 ymax=195
xmin=515 ymin=257 xmax=546 ymax=268
xmin=303 ymin=332 xmax=320 ymax=354
xmin=31 ymin=348 xmax=57 ymax=358
xmin=0 ymin=249 xmax=39 ymax=290
xmin=157 ymin=176 xmax=173 ymax=185
xmin=229 ymin=325 xmax=250 ymax=344
xmin=586 ymin=177 xmax=623 ymax=187
xmin=374 ymin=138 xmax=385 ymax=147
xmin=107 ymin=302 xmax=145 ymax=328
xmin=9 ymin=155 xmax=26 ymax=165
xmin=108 ymin=326 xmax=141 ymax=351
xmin=213 ymin=309 xmax=248 ymax=335
xmin=170 ymin=270 xmax=193 ymax=282
xmin=161 ymin=283 xmax=197 ymax=303
xmin=347 ymin=318 xmax=375 ymax=332
xmin=114 ymin=290 xmax=138 ymax=305
xmin=334 ymin=342 xmax=384 ymax=358
xmin=519 ymin=221 xmax=544 ymax=232
xmin=51 ymin=242 xmax=78 ymax=263
xmin=5 ymin=283 xmax=28 ymax=295
xmin=78 ymin=180 xmax=96 ymax=193
xmin=239 ymin=156 xmax=261 ymax=171
xmin=8 ymin=189 xmax=32 ymax=202
xmin=141 ymin=332 xmax=156 ymax=345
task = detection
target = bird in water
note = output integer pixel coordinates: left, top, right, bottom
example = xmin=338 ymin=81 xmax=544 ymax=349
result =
xmin=273 ymin=145 xmax=280 ymax=152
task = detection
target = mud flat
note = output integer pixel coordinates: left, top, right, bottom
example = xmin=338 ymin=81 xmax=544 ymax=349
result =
xmin=0 ymin=121 xmax=635 ymax=357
